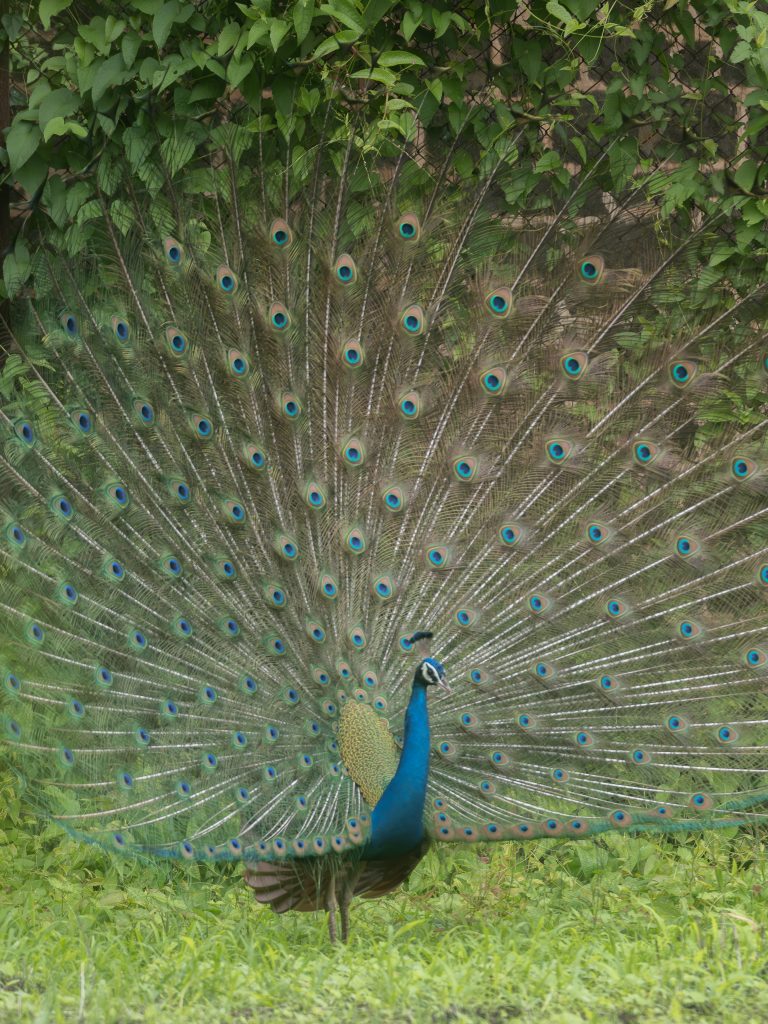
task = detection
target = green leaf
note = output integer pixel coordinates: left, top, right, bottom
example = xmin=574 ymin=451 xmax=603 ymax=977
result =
xmin=91 ymin=54 xmax=127 ymax=103
xmin=109 ymin=199 xmax=135 ymax=235
xmin=3 ymin=241 xmax=31 ymax=299
xmin=121 ymin=31 xmax=142 ymax=68
xmin=293 ymin=0 xmax=314 ymax=43
xmin=311 ymin=35 xmax=340 ymax=60
xmin=270 ymin=18 xmax=289 ymax=51
xmin=319 ymin=1 xmax=365 ymax=35
xmin=271 ymin=76 xmax=294 ymax=118
xmin=378 ymin=50 xmax=426 ymax=67
xmin=402 ymin=10 xmax=421 ymax=41
xmin=6 ymin=121 xmax=41 ymax=173
xmin=733 ymin=159 xmax=758 ymax=194
xmin=39 ymin=0 xmax=73 ymax=31
xmin=42 ymin=116 xmax=88 ymax=142
xmin=153 ymin=0 xmax=180 ymax=50
xmin=38 ymin=88 xmax=79 ymax=128
xmin=227 ymin=53 xmax=254 ymax=88
xmin=217 ymin=21 xmax=241 ymax=56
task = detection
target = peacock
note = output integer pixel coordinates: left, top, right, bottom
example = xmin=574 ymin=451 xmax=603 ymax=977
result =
xmin=1 ymin=116 xmax=767 ymax=944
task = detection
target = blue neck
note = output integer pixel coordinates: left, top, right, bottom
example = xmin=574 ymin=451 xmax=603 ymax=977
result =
xmin=364 ymin=681 xmax=430 ymax=859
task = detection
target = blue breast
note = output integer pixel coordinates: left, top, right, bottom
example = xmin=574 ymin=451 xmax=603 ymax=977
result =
xmin=363 ymin=683 xmax=430 ymax=859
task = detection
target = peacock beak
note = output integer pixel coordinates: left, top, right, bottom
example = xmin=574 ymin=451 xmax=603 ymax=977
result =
xmin=438 ymin=674 xmax=450 ymax=692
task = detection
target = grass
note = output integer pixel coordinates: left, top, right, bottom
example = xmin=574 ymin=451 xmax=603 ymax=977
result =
xmin=2 ymin=773 xmax=768 ymax=1024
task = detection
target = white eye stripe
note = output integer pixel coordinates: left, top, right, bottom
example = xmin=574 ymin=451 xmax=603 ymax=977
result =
xmin=422 ymin=662 xmax=439 ymax=684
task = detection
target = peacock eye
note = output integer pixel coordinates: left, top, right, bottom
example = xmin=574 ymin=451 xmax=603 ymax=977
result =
xmin=397 ymin=213 xmax=420 ymax=240
xmin=578 ymin=254 xmax=605 ymax=284
xmin=306 ymin=621 xmax=326 ymax=643
xmin=281 ymin=392 xmax=302 ymax=420
xmin=269 ymin=302 xmax=290 ymax=330
xmin=561 ymin=351 xmax=588 ymax=380
xmin=276 ymin=534 xmax=299 ymax=560
xmin=343 ymin=526 xmax=366 ymax=554
xmin=334 ymin=254 xmax=357 ymax=284
xmin=382 ymin=485 xmax=405 ymax=511
xmin=455 ymin=607 xmax=478 ymax=627
xmin=341 ymin=340 xmax=364 ymax=368
xmin=586 ymin=522 xmax=609 ymax=545
xmin=398 ymin=391 xmax=421 ymax=419
xmin=191 ymin=413 xmax=213 ymax=439
xmin=731 ymin=456 xmax=757 ymax=480
xmin=60 ymin=312 xmax=78 ymax=336
xmin=633 ymin=440 xmax=660 ymax=465
xmin=269 ymin=219 xmax=292 ymax=247
xmin=165 ymin=326 xmax=188 ymax=355
xmin=531 ymin=661 xmax=556 ymax=681
xmin=72 ymin=409 xmax=94 ymax=435
xmin=499 ymin=523 xmax=521 ymax=547
xmin=340 ymin=436 xmax=366 ymax=467
xmin=304 ymin=481 xmax=327 ymax=508
xmin=675 ymin=535 xmax=700 ymax=558
xmin=164 ymin=237 xmax=183 ymax=264
xmin=453 ymin=456 xmax=478 ymax=481
xmin=528 ymin=593 xmax=550 ymax=614
xmin=133 ymin=397 xmax=155 ymax=425
xmin=223 ymin=498 xmax=246 ymax=524
xmin=604 ymin=598 xmax=628 ymax=618
xmin=161 ymin=555 xmax=182 ymax=576
xmin=228 ymin=349 xmax=249 ymax=376
xmin=264 ymin=583 xmax=287 ymax=608
xmin=425 ymin=545 xmax=450 ymax=568
xmin=669 ymin=359 xmax=698 ymax=387
xmin=545 ymin=438 xmax=573 ymax=464
xmin=401 ymin=304 xmax=425 ymax=335
xmin=244 ymin=443 xmax=267 ymax=470
xmin=112 ymin=316 xmax=130 ymax=343
xmin=348 ymin=625 xmax=367 ymax=649
xmin=744 ymin=647 xmax=766 ymax=668
xmin=216 ymin=265 xmax=238 ymax=293
xmin=677 ymin=619 xmax=702 ymax=639
xmin=485 ymin=287 xmax=513 ymax=318
xmin=480 ymin=366 xmax=507 ymax=395
xmin=14 ymin=419 xmax=35 ymax=445
xmin=372 ymin=575 xmax=395 ymax=602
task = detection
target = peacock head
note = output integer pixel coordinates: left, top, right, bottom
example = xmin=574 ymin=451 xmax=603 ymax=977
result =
xmin=416 ymin=657 xmax=449 ymax=690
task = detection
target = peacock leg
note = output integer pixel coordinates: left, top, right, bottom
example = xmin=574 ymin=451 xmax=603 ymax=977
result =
xmin=325 ymin=874 xmax=338 ymax=943
xmin=339 ymin=881 xmax=352 ymax=943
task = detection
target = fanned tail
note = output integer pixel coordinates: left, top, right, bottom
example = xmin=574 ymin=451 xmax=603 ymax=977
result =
xmin=1 ymin=116 xmax=766 ymax=864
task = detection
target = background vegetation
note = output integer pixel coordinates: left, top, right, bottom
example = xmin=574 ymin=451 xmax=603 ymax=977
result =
xmin=2 ymin=2 xmax=768 ymax=1021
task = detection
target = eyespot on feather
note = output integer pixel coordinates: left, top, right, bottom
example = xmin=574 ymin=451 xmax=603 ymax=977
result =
xmin=731 ymin=455 xmax=758 ymax=480
xmin=397 ymin=213 xmax=420 ymax=241
xmin=269 ymin=302 xmax=290 ymax=330
xmin=669 ymin=359 xmax=699 ymax=388
xmin=560 ymin=351 xmax=589 ymax=380
xmin=578 ymin=254 xmax=605 ymax=284
xmin=333 ymin=254 xmax=357 ymax=285
xmin=269 ymin=219 xmax=292 ymax=248
xmin=633 ymin=440 xmax=660 ymax=466
xmin=545 ymin=437 xmax=574 ymax=464
xmin=163 ymin=237 xmax=183 ymax=265
xmin=485 ymin=287 xmax=513 ymax=318
xmin=401 ymin=304 xmax=425 ymax=335
xmin=228 ymin=349 xmax=250 ymax=377
xmin=216 ymin=265 xmax=238 ymax=293
xmin=479 ymin=366 xmax=508 ymax=396
xmin=341 ymin=339 xmax=365 ymax=368
xmin=165 ymin=326 xmax=188 ymax=356
xmin=398 ymin=391 xmax=421 ymax=420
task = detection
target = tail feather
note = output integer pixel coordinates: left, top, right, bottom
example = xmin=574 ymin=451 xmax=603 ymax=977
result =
xmin=0 ymin=119 xmax=766 ymax=866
